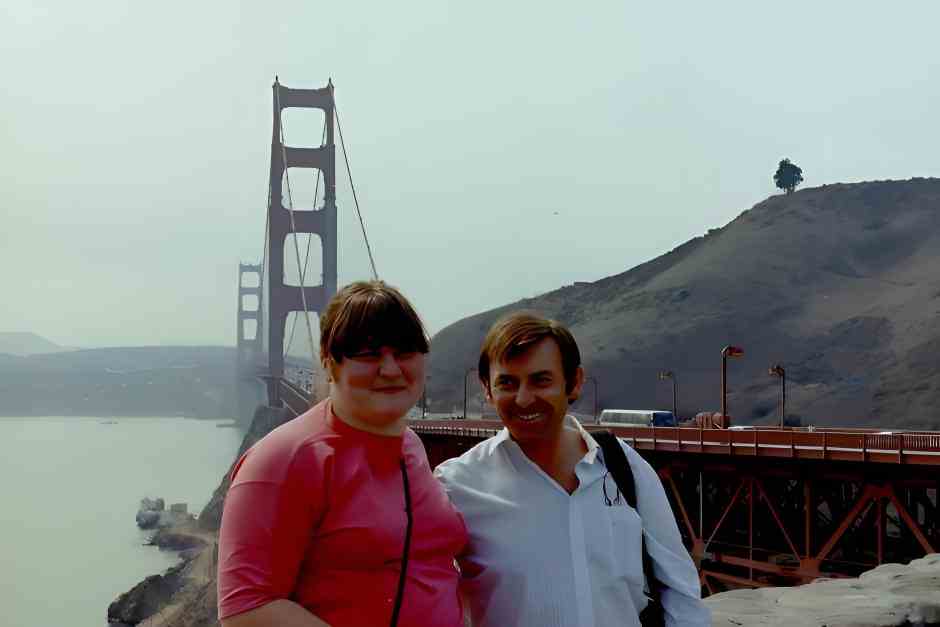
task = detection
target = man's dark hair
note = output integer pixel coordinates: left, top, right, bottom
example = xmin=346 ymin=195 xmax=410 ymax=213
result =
xmin=320 ymin=280 xmax=429 ymax=363
xmin=478 ymin=312 xmax=581 ymax=394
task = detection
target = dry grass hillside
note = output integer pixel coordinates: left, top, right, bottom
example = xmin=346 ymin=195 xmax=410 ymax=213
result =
xmin=427 ymin=178 xmax=940 ymax=429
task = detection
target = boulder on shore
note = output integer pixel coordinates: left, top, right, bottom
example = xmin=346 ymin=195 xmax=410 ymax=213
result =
xmin=706 ymin=553 xmax=940 ymax=626
xmin=136 ymin=497 xmax=193 ymax=530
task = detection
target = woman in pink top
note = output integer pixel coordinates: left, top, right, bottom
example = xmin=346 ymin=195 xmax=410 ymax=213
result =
xmin=218 ymin=281 xmax=468 ymax=627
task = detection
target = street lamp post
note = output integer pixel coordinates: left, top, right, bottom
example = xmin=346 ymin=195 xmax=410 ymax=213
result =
xmin=720 ymin=345 xmax=744 ymax=420
xmin=769 ymin=364 xmax=786 ymax=428
xmin=658 ymin=370 xmax=678 ymax=418
xmin=462 ymin=367 xmax=477 ymax=419
xmin=586 ymin=376 xmax=599 ymax=423
xmin=421 ymin=375 xmax=430 ymax=418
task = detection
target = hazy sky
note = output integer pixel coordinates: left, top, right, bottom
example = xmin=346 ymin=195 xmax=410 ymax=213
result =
xmin=2 ymin=1 xmax=938 ymax=349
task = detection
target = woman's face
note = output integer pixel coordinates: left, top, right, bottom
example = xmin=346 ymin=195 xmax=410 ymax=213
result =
xmin=327 ymin=345 xmax=425 ymax=434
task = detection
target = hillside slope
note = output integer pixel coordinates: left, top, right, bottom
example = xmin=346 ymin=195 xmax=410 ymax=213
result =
xmin=0 ymin=332 xmax=69 ymax=356
xmin=0 ymin=346 xmax=240 ymax=418
xmin=427 ymin=178 xmax=940 ymax=429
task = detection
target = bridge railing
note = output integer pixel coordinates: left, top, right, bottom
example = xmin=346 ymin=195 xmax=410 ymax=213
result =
xmin=601 ymin=424 xmax=940 ymax=465
xmin=268 ymin=392 xmax=940 ymax=466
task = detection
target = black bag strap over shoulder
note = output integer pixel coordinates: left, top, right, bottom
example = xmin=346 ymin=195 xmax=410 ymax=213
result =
xmin=389 ymin=459 xmax=413 ymax=627
xmin=593 ymin=430 xmax=665 ymax=627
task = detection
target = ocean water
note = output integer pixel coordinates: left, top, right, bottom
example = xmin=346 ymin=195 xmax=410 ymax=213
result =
xmin=0 ymin=416 xmax=242 ymax=627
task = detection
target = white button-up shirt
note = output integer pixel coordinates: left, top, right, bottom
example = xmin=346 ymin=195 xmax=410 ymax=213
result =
xmin=434 ymin=417 xmax=710 ymax=627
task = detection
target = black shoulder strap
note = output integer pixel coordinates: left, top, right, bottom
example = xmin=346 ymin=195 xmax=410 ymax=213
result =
xmin=389 ymin=459 xmax=413 ymax=627
xmin=593 ymin=431 xmax=661 ymax=602
xmin=594 ymin=430 xmax=637 ymax=508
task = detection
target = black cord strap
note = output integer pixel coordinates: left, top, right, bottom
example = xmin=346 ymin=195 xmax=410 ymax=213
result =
xmin=389 ymin=459 xmax=413 ymax=627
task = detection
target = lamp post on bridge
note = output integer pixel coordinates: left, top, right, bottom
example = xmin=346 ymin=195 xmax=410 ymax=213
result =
xmin=720 ymin=345 xmax=744 ymax=421
xmin=658 ymin=370 xmax=678 ymax=419
xmin=462 ymin=367 xmax=477 ymax=420
xmin=421 ymin=375 xmax=430 ymax=419
xmin=769 ymin=364 xmax=786 ymax=428
xmin=585 ymin=376 xmax=599 ymax=423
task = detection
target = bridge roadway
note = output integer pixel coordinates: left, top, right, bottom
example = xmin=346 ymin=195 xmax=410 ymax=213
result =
xmin=275 ymin=378 xmax=940 ymax=593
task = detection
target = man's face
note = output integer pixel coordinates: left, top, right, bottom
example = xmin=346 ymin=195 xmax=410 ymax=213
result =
xmin=485 ymin=337 xmax=583 ymax=445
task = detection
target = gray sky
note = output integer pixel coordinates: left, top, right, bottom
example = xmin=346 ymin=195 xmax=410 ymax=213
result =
xmin=2 ymin=1 xmax=938 ymax=348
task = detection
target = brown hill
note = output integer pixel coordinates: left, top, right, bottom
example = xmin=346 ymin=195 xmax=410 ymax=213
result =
xmin=427 ymin=178 xmax=940 ymax=429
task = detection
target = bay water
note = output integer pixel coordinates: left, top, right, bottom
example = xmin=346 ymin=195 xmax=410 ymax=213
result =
xmin=0 ymin=416 xmax=242 ymax=627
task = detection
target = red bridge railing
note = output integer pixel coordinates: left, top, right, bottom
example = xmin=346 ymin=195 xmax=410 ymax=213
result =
xmin=410 ymin=420 xmax=940 ymax=466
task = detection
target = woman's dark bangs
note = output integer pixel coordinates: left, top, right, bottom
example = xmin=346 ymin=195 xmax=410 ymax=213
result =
xmin=336 ymin=292 xmax=428 ymax=357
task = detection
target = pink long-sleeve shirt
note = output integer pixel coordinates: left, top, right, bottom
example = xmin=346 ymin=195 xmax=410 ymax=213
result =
xmin=218 ymin=399 xmax=467 ymax=626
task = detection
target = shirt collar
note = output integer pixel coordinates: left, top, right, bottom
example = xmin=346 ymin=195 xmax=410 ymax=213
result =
xmin=493 ymin=415 xmax=602 ymax=465
xmin=573 ymin=416 xmax=601 ymax=464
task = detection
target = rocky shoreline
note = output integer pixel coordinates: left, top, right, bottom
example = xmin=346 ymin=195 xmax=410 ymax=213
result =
xmin=108 ymin=405 xmax=294 ymax=626
xmin=108 ymin=525 xmax=216 ymax=626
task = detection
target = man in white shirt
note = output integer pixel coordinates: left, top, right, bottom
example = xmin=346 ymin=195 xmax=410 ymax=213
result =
xmin=435 ymin=312 xmax=709 ymax=627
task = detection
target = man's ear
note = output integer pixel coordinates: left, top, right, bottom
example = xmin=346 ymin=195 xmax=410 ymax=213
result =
xmin=567 ymin=366 xmax=585 ymax=404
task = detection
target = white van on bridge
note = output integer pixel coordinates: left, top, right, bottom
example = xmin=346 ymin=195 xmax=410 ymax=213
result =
xmin=598 ymin=409 xmax=677 ymax=427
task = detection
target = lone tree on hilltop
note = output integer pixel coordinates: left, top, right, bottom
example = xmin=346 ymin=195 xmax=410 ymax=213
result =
xmin=774 ymin=158 xmax=803 ymax=194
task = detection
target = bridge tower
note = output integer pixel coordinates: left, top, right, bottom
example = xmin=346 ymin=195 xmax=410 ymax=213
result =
xmin=265 ymin=79 xmax=337 ymax=405
xmin=236 ymin=262 xmax=264 ymax=369
xmin=236 ymin=262 xmax=266 ymax=423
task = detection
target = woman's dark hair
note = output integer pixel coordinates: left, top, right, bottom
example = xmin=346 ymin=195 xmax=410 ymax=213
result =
xmin=320 ymin=280 xmax=429 ymax=362
xmin=478 ymin=311 xmax=581 ymax=394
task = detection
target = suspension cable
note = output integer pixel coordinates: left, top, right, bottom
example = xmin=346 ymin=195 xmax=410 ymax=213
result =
xmin=335 ymin=103 xmax=379 ymax=280
xmin=274 ymin=86 xmax=318 ymax=365
xmin=285 ymin=119 xmax=327 ymax=357
xmin=257 ymin=155 xmax=272 ymax=362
